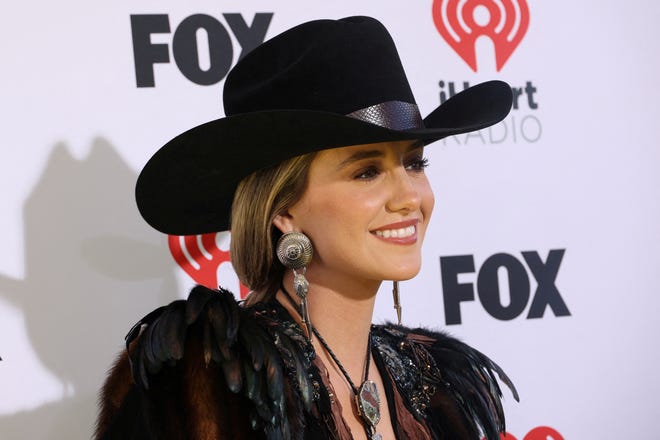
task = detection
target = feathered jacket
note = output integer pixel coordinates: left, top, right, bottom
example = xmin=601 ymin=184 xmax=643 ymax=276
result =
xmin=95 ymin=286 xmax=518 ymax=440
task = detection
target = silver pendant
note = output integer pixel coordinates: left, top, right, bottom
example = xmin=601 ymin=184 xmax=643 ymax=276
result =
xmin=356 ymin=379 xmax=381 ymax=428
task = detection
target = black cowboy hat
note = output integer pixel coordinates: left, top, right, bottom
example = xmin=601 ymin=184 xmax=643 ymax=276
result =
xmin=136 ymin=16 xmax=512 ymax=235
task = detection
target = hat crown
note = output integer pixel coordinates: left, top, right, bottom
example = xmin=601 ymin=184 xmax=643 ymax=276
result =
xmin=223 ymin=16 xmax=416 ymax=116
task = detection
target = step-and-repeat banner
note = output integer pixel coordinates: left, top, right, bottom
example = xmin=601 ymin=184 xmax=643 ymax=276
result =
xmin=2 ymin=1 xmax=659 ymax=438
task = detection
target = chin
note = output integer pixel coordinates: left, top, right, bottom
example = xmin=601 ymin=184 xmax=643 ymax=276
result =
xmin=385 ymin=263 xmax=421 ymax=281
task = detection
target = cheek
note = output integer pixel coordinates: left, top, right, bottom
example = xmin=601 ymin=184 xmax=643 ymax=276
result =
xmin=419 ymin=180 xmax=435 ymax=223
xmin=295 ymin=192 xmax=353 ymax=236
xmin=298 ymin=190 xmax=378 ymax=251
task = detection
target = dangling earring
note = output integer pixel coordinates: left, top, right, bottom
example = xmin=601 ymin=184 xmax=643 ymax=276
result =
xmin=392 ymin=281 xmax=402 ymax=325
xmin=276 ymin=231 xmax=314 ymax=339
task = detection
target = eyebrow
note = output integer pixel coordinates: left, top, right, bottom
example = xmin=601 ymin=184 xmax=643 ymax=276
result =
xmin=336 ymin=141 xmax=424 ymax=170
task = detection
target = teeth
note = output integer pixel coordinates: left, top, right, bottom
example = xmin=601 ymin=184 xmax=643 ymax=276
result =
xmin=375 ymin=225 xmax=416 ymax=238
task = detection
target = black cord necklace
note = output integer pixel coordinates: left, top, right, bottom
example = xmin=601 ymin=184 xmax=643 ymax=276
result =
xmin=280 ymin=285 xmax=382 ymax=440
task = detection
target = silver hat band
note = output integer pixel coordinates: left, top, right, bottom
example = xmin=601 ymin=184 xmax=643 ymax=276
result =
xmin=346 ymin=100 xmax=424 ymax=130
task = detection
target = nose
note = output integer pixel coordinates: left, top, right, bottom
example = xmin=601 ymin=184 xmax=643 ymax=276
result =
xmin=386 ymin=168 xmax=422 ymax=214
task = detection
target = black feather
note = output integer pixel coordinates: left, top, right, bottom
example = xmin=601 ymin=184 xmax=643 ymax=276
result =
xmin=243 ymin=358 xmax=263 ymax=404
xmin=221 ymin=355 xmax=243 ymax=393
xmin=206 ymin=299 xmax=232 ymax=361
xmin=124 ymin=285 xmax=314 ymax=439
xmin=185 ymin=285 xmax=214 ymax=324
xmin=415 ymin=327 xmax=518 ymax=440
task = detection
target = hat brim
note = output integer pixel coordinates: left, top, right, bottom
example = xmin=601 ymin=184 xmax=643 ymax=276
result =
xmin=136 ymin=80 xmax=512 ymax=235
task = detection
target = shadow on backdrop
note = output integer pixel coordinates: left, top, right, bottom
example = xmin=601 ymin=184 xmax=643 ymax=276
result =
xmin=0 ymin=138 xmax=178 ymax=439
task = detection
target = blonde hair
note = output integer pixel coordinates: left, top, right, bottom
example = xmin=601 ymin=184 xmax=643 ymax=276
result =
xmin=230 ymin=153 xmax=316 ymax=304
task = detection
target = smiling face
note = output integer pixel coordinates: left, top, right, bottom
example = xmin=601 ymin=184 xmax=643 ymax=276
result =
xmin=274 ymin=140 xmax=435 ymax=290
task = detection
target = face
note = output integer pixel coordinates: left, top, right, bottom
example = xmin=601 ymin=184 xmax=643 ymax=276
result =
xmin=275 ymin=140 xmax=435 ymax=288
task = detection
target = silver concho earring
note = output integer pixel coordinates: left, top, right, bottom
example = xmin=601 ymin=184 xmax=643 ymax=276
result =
xmin=392 ymin=281 xmax=402 ymax=325
xmin=276 ymin=231 xmax=313 ymax=339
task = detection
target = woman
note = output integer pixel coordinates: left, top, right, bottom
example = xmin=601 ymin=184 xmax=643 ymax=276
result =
xmin=95 ymin=16 xmax=518 ymax=440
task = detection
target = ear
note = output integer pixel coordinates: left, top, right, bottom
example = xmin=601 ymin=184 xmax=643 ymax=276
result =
xmin=272 ymin=212 xmax=297 ymax=234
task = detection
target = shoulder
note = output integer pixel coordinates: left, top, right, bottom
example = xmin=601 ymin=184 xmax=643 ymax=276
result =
xmin=96 ymin=285 xmax=314 ymax=440
xmin=372 ymin=324 xmax=518 ymax=440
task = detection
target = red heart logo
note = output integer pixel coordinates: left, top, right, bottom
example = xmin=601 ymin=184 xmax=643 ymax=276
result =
xmin=168 ymin=232 xmax=249 ymax=298
xmin=432 ymin=0 xmax=529 ymax=71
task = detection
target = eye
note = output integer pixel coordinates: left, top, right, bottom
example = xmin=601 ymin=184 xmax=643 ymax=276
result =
xmin=405 ymin=156 xmax=429 ymax=172
xmin=353 ymin=166 xmax=380 ymax=180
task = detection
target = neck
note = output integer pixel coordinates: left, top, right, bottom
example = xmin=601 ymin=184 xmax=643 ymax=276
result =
xmin=278 ymin=272 xmax=380 ymax=381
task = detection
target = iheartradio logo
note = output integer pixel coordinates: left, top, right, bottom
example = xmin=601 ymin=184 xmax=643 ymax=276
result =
xmin=168 ymin=232 xmax=249 ymax=298
xmin=486 ymin=426 xmax=565 ymax=440
xmin=432 ymin=0 xmax=530 ymax=71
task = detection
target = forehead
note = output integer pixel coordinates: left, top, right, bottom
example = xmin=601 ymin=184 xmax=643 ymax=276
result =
xmin=314 ymin=139 xmax=424 ymax=165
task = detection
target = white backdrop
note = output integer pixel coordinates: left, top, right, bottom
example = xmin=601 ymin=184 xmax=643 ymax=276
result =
xmin=2 ymin=1 xmax=659 ymax=438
